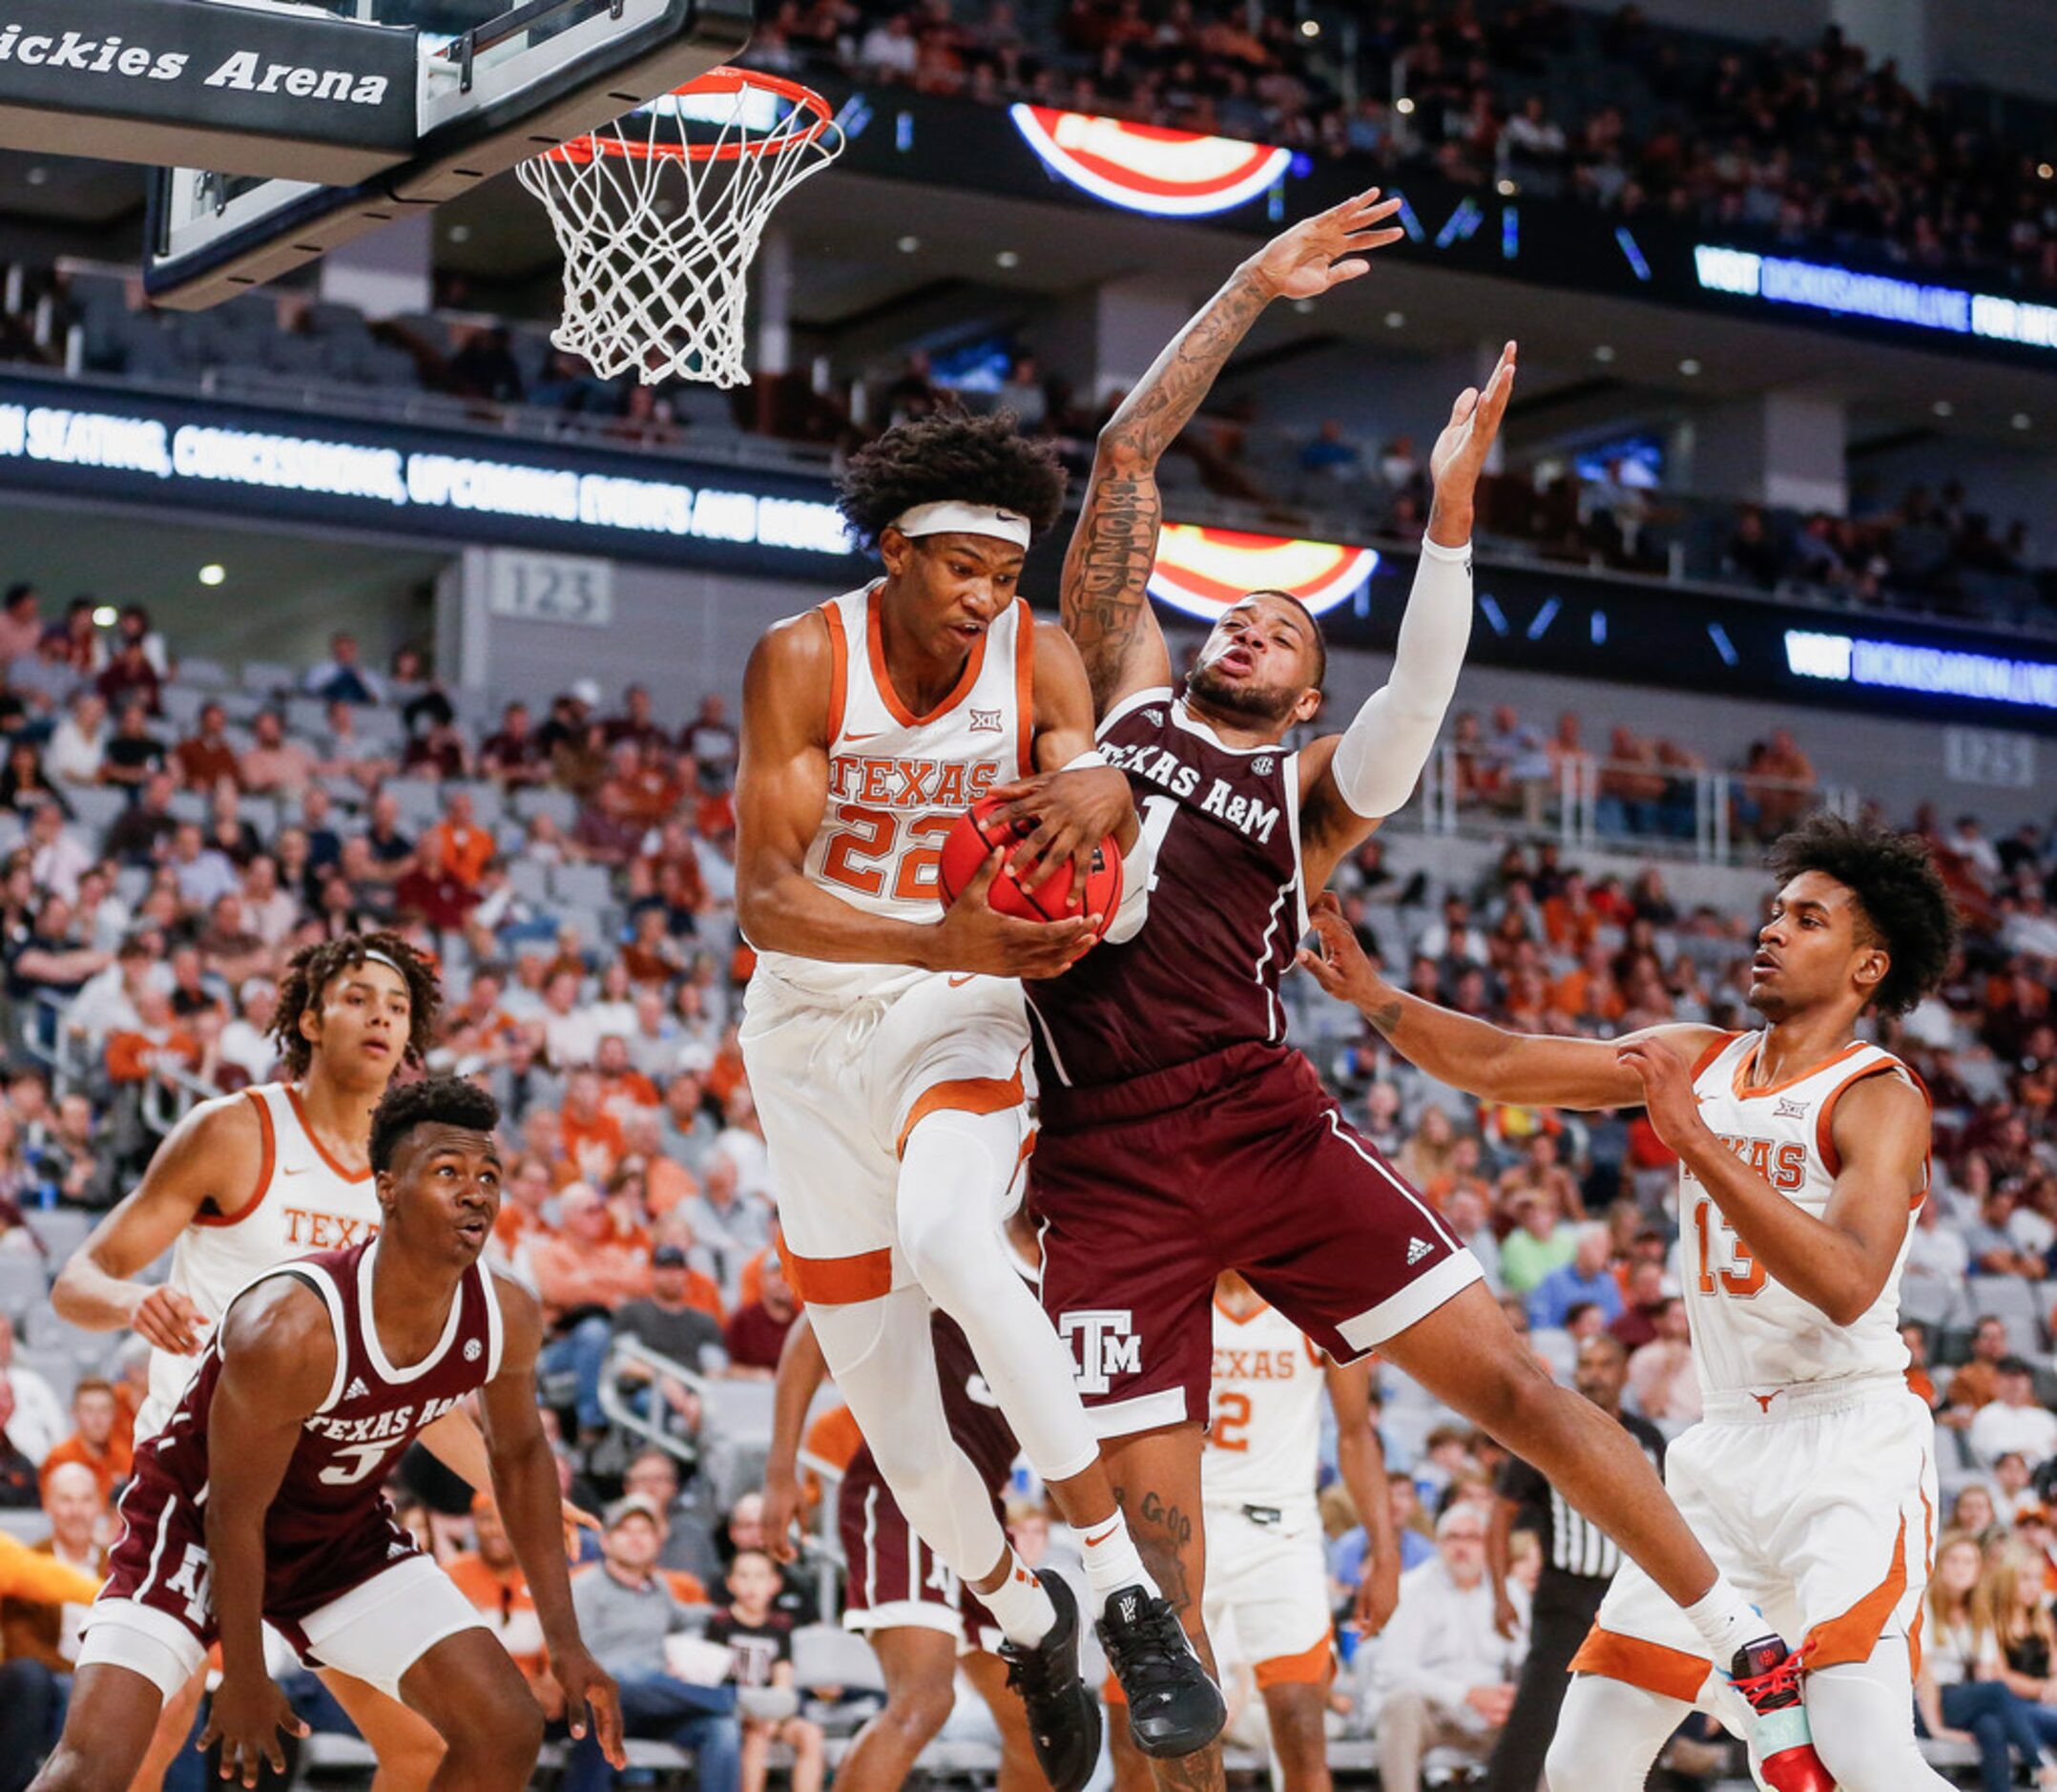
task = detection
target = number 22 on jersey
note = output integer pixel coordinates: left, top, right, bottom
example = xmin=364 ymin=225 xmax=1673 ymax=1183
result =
xmin=1692 ymin=1195 xmax=1766 ymax=1299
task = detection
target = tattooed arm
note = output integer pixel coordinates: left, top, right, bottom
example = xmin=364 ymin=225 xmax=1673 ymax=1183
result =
xmin=1061 ymin=188 xmax=1404 ymax=718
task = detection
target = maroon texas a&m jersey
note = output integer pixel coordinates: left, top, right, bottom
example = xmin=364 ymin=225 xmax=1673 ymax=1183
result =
xmin=1026 ymin=687 xmax=1307 ymax=1089
xmin=103 ymin=1240 xmax=502 ymax=1643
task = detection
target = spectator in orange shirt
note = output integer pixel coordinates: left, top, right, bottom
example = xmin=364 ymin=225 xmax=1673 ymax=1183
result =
xmin=1551 ymin=942 xmax=1626 ymax=1026
xmin=426 ymin=788 xmax=495 ymax=889
xmin=560 ymin=1067 xmax=627 ymax=1182
xmin=1541 ymin=870 xmax=1601 ymax=952
xmin=103 ymin=986 xmax=202 ymax=1086
xmin=532 ymin=1183 xmax=654 ymax=1320
xmin=38 ymin=1378 xmax=130 ymax=1509
xmin=491 ymin=1152 xmax=559 ymax=1262
xmin=173 ymin=701 xmax=240 ymax=792
xmin=622 ymin=1108 xmax=698 ymax=1219
xmin=595 ymin=1034 xmax=660 ymax=1117
xmin=446 ymin=1494 xmax=558 ymax=1719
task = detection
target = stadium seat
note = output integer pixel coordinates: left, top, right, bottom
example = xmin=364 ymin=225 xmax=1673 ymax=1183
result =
xmin=159 ymin=684 xmax=206 ymax=728
xmin=1967 ymin=1276 xmax=2045 ymax=1358
xmin=1901 ymin=1278 xmax=1969 ymax=1337
xmin=792 ymin=1623 xmax=886 ymax=1697
xmin=513 ymin=787 xmax=580 ymax=830
xmin=174 ymin=656 xmax=231 ymax=689
xmin=0 ymin=1252 xmax=48 ymax=1319
xmin=0 ymin=1511 xmax=51 ymax=1545
xmin=23 ymin=1207 xmax=90 ymax=1264
xmin=16 ymin=1344 xmax=77 ymax=1407
xmin=551 ymin=863 xmax=614 ymax=910
xmin=63 ymin=786 xmax=127 ymax=834
xmin=508 ymin=859 xmax=551 ymax=904
xmin=239 ymin=659 xmax=298 ymax=696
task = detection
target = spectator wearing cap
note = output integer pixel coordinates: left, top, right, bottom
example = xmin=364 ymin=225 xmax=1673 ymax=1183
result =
xmin=562 ymin=1495 xmax=740 ymax=1792
xmin=1968 ymin=1359 xmax=2057 ymax=1470
xmin=721 ymin=1254 xmax=798 ymax=1379
xmin=615 ymin=1242 xmax=727 ymax=1373
xmin=621 ymin=1449 xmax=722 ymax=1587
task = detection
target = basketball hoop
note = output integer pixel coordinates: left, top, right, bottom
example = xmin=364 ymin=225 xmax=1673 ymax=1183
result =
xmin=518 ymin=67 xmax=843 ymax=388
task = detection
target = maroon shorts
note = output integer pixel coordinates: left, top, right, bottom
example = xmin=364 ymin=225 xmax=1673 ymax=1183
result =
xmin=839 ymin=1451 xmax=1001 ymax=1654
xmin=1032 ymin=1042 xmax=1482 ymax=1437
xmin=99 ymin=1465 xmax=424 ymax=1662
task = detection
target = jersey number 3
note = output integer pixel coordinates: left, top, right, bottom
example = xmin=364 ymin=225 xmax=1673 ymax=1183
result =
xmin=1692 ymin=1196 xmax=1767 ymax=1299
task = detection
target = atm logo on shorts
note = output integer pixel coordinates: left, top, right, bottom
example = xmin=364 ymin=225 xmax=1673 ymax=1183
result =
xmin=1060 ymin=1309 xmax=1140 ymax=1394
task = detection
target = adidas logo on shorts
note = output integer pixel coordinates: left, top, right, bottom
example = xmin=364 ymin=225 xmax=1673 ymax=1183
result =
xmin=344 ymin=1376 xmax=370 ymax=1401
xmin=1406 ymin=1239 xmax=1432 ymax=1265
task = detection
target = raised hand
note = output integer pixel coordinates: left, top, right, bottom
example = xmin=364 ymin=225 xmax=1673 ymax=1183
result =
xmin=1251 ymin=187 xmax=1407 ymax=302
xmin=1428 ymin=341 xmax=1518 ymax=508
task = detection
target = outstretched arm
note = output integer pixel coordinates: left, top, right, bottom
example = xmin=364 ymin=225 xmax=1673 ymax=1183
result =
xmin=1297 ymin=893 xmax=1721 ymax=1108
xmin=1298 ymin=344 xmax=1517 ymax=890
xmin=1063 ymin=188 xmax=1404 ymax=716
xmin=1627 ymin=1048 xmax=1928 ymax=1325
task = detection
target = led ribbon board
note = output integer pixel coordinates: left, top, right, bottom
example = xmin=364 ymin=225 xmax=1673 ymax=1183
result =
xmin=1008 ymin=105 xmax=1290 ymax=216
xmin=1785 ymin=629 xmax=2057 ymax=713
xmin=1694 ymin=244 xmax=2057 ymax=354
xmin=1147 ymin=524 xmax=1378 ymax=620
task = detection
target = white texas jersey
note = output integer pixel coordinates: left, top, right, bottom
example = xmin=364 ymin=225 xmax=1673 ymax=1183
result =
xmin=142 ymin=1081 xmax=384 ymax=1436
xmin=749 ymin=580 xmax=1036 ymax=1002
xmin=1682 ymin=1031 xmax=1928 ymax=1401
xmin=1204 ymin=1297 xmax=1326 ymax=1515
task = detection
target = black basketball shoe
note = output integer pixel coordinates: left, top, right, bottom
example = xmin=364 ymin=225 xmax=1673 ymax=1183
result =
xmin=996 ymin=1569 xmax=1101 ymax=1792
xmin=1097 ymin=1584 xmax=1227 ymax=1759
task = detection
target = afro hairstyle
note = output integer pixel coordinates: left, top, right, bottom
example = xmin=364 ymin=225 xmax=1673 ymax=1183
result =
xmin=1766 ymin=811 xmax=1958 ymax=1017
xmin=835 ymin=408 xmax=1068 ymax=552
xmin=368 ymin=1073 xmax=502 ymax=1174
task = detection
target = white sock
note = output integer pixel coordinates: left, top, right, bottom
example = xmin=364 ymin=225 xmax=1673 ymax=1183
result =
xmin=1077 ymin=1508 xmax=1160 ymax=1606
xmin=1681 ymin=1577 xmax=1771 ymax=1668
xmin=983 ymin=1551 xmax=1058 ymax=1649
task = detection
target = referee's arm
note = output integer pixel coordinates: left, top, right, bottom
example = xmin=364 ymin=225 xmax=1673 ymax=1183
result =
xmin=1486 ymin=1493 xmax=1523 ymax=1639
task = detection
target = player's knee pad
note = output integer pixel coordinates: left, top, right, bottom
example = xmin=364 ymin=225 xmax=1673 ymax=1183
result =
xmin=897 ymin=1113 xmax=1018 ymax=1302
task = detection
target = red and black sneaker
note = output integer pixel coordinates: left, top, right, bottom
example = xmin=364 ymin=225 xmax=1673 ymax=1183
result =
xmin=1727 ymin=1636 xmax=1831 ymax=1792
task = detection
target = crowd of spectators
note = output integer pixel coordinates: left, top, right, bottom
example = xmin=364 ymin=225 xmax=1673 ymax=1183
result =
xmin=747 ymin=0 xmax=2057 ymax=300
xmin=0 ymin=586 xmax=2056 ymax=1786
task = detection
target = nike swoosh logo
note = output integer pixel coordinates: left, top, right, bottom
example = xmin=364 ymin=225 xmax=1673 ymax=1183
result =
xmin=280 ymin=1165 xmax=309 ymax=1177
xmin=1084 ymin=1526 xmax=1118 ymax=1548
xmin=948 ymin=974 xmax=977 ymax=988
xmin=843 ymin=730 xmax=883 ymax=743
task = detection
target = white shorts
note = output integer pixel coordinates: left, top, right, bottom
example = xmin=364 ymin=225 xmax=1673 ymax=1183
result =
xmin=740 ymin=966 xmax=1034 ymax=1303
xmin=1571 ymin=1376 xmax=1937 ymax=1706
xmin=1202 ymin=1499 xmax=1333 ymax=1689
xmin=78 ymin=1553 xmax=488 ymax=1704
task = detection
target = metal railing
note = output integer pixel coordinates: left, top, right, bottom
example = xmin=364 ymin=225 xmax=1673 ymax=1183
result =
xmin=1406 ymin=749 xmax=1852 ymax=863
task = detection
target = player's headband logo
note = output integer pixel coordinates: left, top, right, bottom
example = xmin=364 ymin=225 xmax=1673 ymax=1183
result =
xmin=890 ymin=502 xmax=1032 ymax=550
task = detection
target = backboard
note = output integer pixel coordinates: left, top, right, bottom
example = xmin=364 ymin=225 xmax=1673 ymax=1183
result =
xmin=141 ymin=0 xmax=753 ymax=309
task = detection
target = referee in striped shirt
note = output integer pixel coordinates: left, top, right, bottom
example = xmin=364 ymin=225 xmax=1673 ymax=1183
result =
xmin=1483 ymin=1330 xmax=1665 ymax=1792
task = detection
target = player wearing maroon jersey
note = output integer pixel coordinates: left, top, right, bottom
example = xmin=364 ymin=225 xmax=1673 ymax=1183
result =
xmin=31 ymin=1077 xmax=623 ymax=1792
xmin=1018 ymin=191 xmax=1825 ymax=1791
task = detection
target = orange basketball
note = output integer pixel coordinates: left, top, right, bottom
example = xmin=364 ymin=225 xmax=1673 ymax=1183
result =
xmin=936 ymin=794 xmax=1124 ymax=937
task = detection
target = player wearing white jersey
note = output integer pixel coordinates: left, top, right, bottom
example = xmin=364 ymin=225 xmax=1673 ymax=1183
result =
xmin=1301 ymin=813 xmax=1961 ymax=1792
xmin=52 ymin=933 xmax=489 ymax=1792
xmin=1200 ymin=1274 xmax=1393 ymax=1792
xmin=736 ymin=411 xmax=1218 ymax=1791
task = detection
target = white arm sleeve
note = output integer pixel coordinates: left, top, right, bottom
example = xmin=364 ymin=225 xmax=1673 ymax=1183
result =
xmin=1327 ymin=536 xmax=1474 ymax=819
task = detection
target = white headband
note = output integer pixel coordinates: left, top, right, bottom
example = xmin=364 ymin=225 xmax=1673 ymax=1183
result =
xmin=357 ymin=948 xmax=408 ymax=979
xmin=890 ymin=501 xmax=1033 ymax=550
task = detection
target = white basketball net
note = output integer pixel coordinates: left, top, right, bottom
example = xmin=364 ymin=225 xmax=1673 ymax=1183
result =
xmin=517 ymin=70 xmax=843 ymax=388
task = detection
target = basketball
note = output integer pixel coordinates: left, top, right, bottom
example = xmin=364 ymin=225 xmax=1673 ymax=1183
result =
xmin=936 ymin=795 xmax=1124 ymax=935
